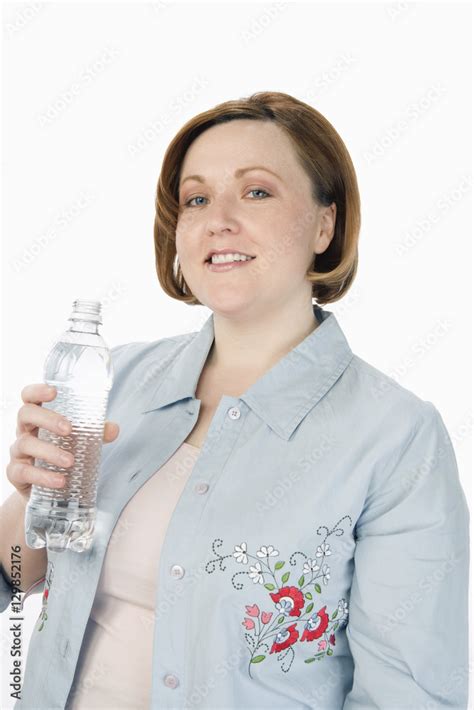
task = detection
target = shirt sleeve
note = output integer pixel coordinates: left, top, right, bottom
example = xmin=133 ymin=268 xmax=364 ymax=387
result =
xmin=342 ymin=400 xmax=470 ymax=709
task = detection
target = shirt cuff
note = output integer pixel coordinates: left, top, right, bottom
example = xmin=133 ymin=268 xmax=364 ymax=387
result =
xmin=0 ymin=563 xmax=13 ymax=614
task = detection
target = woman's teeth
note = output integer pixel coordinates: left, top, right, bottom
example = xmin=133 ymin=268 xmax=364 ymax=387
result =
xmin=209 ymin=253 xmax=255 ymax=264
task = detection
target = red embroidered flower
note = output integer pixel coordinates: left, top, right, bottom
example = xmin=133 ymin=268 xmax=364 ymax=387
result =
xmin=43 ymin=589 xmax=49 ymax=600
xmin=300 ymin=605 xmax=329 ymax=642
xmin=329 ymin=633 xmax=336 ymax=646
xmin=270 ymin=586 xmax=305 ymax=617
xmin=245 ymin=604 xmax=259 ymax=617
xmin=270 ymin=623 xmax=299 ymax=653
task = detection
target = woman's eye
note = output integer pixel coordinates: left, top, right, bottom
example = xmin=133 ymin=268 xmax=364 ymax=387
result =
xmin=183 ymin=188 xmax=271 ymax=208
xmin=248 ymin=188 xmax=270 ymax=200
xmin=185 ymin=195 xmax=207 ymax=207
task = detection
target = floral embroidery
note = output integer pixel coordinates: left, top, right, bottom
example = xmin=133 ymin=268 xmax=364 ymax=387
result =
xmin=205 ymin=515 xmax=352 ymax=677
xmin=36 ymin=559 xmax=54 ymax=632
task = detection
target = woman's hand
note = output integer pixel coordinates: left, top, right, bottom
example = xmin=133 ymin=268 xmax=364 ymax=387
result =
xmin=7 ymin=384 xmax=120 ymax=503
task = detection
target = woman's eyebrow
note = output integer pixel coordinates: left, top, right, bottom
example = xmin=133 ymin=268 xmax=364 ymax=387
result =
xmin=180 ymin=165 xmax=283 ymax=188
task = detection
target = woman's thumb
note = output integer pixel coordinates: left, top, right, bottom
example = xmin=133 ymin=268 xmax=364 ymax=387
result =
xmin=104 ymin=420 xmax=120 ymax=442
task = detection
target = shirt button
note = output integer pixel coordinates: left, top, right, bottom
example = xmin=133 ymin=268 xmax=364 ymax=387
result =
xmin=163 ymin=673 xmax=179 ymax=689
xmin=170 ymin=564 xmax=185 ymax=579
xmin=227 ymin=406 xmax=241 ymax=420
xmin=194 ymin=482 xmax=209 ymax=495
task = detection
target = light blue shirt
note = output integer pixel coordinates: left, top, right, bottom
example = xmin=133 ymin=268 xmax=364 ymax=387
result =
xmin=1 ymin=304 xmax=470 ymax=709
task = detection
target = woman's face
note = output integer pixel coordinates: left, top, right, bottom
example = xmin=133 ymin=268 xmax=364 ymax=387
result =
xmin=175 ymin=119 xmax=336 ymax=318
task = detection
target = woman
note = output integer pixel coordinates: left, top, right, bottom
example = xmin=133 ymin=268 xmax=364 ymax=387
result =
xmin=1 ymin=92 xmax=469 ymax=709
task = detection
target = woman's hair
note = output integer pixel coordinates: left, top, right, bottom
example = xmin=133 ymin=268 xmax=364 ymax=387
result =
xmin=154 ymin=91 xmax=361 ymax=305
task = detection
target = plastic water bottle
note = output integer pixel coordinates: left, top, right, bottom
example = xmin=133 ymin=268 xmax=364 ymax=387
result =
xmin=25 ymin=299 xmax=114 ymax=553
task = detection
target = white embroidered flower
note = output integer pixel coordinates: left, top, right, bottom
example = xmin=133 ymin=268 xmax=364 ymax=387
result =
xmin=303 ymin=558 xmax=320 ymax=574
xmin=256 ymin=545 xmax=279 ymax=558
xmin=338 ymin=599 xmax=349 ymax=616
xmin=316 ymin=542 xmax=331 ymax=557
xmin=274 ymin=597 xmax=294 ymax=616
xmin=233 ymin=542 xmax=248 ymax=564
xmin=322 ymin=564 xmax=331 ymax=585
xmin=248 ymin=562 xmax=264 ymax=584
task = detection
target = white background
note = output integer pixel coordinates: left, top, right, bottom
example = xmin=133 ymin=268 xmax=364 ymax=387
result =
xmin=1 ymin=1 xmax=472 ymax=708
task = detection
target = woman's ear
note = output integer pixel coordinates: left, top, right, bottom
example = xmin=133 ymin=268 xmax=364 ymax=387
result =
xmin=313 ymin=202 xmax=337 ymax=255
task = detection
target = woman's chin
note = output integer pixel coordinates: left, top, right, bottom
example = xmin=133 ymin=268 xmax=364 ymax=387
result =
xmin=205 ymin=294 xmax=257 ymax=317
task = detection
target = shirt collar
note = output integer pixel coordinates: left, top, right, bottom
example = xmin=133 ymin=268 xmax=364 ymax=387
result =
xmin=142 ymin=304 xmax=353 ymax=441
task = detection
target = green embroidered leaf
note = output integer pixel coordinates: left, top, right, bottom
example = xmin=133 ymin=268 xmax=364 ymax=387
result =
xmin=251 ymin=655 xmax=266 ymax=663
xmin=304 ymin=657 xmax=316 ymax=663
xmin=305 ymin=603 xmax=314 ymax=614
xmin=44 ymin=613 xmax=48 ymax=620
xmin=314 ymin=583 xmax=321 ymax=593
xmin=264 ymin=583 xmax=275 ymax=591
xmin=277 ymin=615 xmax=285 ymax=623
xmin=281 ymin=572 xmax=290 ymax=584
xmin=305 ymin=592 xmax=313 ymax=600
xmin=331 ymin=610 xmax=338 ymax=619
xmin=274 ymin=561 xmax=285 ymax=570
xmin=38 ymin=622 xmax=44 ymax=632
xmin=327 ymin=648 xmax=333 ymax=656
xmin=333 ymin=622 xmax=339 ymax=631
xmin=298 ymin=574 xmax=305 ymax=587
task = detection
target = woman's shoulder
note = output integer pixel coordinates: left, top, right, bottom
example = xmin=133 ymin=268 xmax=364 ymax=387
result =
xmin=110 ymin=330 xmax=197 ymax=367
xmin=343 ymin=352 xmax=441 ymax=428
xmin=106 ymin=331 xmax=199 ymax=405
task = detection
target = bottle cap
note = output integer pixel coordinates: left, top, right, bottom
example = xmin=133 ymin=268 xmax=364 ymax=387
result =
xmin=69 ymin=299 xmax=103 ymax=325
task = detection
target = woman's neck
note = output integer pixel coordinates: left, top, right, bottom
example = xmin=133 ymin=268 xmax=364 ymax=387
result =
xmin=208 ymin=299 xmax=319 ymax=376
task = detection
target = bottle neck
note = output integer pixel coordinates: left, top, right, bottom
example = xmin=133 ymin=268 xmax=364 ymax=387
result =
xmin=67 ymin=319 xmax=99 ymax=334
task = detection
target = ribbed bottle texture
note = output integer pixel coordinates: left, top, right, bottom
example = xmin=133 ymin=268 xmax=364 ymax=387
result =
xmin=25 ymin=300 xmax=114 ymax=553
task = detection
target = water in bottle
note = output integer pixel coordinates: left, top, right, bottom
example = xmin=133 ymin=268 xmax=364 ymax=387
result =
xmin=25 ymin=299 xmax=114 ymax=553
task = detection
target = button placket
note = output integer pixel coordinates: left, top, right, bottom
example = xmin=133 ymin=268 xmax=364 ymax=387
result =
xmin=158 ymin=397 xmax=247 ymax=708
